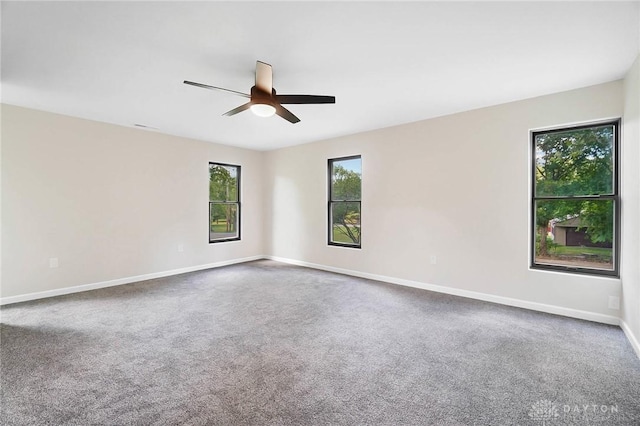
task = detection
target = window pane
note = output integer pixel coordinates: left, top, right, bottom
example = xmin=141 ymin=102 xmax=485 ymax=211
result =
xmin=534 ymin=125 xmax=614 ymax=197
xmin=210 ymin=203 xmax=239 ymax=241
xmin=534 ymin=199 xmax=614 ymax=271
xmin=331 ymin=202 xmax=361 ymax=245
xmin=210 ymin=164 xmax=238 ymax=202
xmin=331 ymin=158 xmax=361 ymax=200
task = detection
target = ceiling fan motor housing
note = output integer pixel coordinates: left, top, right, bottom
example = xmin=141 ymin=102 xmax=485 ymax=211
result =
xmin=250 ymin=86 xmax=276 ymax=107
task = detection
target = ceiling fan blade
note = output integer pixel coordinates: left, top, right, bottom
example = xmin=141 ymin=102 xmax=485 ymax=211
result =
xmin=275 ymin=104 xmax=300 ymax=124
xmin=223 ymin=102 xmax=253 ymax=116
xmin=184 ymin=80 xmax=250 ymax=98
xmin=276 ymin=95 xmax=336 ymax=104
xmin=255 ymin=61 xmax=273 ymax=94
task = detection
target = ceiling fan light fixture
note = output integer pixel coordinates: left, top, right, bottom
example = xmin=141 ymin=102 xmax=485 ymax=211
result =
xmin=250 ymin=103 xmax=276 ymax=117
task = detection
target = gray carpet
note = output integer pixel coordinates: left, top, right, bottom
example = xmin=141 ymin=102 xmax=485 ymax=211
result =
xmin=1 ymin=260 xmax=639 ymax=425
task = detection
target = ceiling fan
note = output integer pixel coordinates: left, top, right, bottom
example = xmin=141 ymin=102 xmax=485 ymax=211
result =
xmin=184 ymin=61 xmax=335 ymax=124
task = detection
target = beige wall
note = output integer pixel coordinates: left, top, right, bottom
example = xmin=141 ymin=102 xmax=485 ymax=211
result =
xmin=1 ymin=105 xmax=264 ymax=298
xmin=622 ymin=53 xmax=640 ymax=346
xmin=264 ymin=81 xmax=624 ymax=319
xmin=554 ymin=227 xmax=567 ymax=247
xmin=1 ymin=77 xmax=636 ymax=334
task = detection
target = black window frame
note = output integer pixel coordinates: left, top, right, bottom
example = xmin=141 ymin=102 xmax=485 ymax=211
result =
xmin=328 ymin=155 xmax=362 ymax=249
xmin=530 ymin=119 xmax=620 ymax=277
xmin=209 ymin=162 xmax=241 ymax=244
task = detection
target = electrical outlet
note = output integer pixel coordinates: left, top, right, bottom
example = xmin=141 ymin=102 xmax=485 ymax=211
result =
xmin=608 ymin=296 xmax=620 ymax=310
xmin=177 ymin=244 xmax=184 ymax=252
xmin=430 ymin=255 xmax=437 ymax=265
xmin=49 ymin=258 xmax=59 ymax=268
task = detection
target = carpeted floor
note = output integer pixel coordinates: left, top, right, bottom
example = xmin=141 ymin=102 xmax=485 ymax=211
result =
xmin=1 ymin=260 xmax=639 ymax=425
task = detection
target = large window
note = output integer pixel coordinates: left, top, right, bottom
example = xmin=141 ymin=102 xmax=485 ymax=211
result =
xmin=328 ymin=155 xmax=362 ymax=248
xmin=209 ymin=162 xmax=240 ymax=243
xmin=531 ymin=120 xmax=619 ymax=276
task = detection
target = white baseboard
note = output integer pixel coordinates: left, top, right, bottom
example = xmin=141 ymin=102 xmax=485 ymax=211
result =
xmin=0 ymin=255 xmax=264 ymax=306
xmin=3 ymin=254 xmax=636 ymax=359
xmin=620 ymin=320 xmax=640 ymax=359
xmin=266 ymin=255 xmax=621 ymax=326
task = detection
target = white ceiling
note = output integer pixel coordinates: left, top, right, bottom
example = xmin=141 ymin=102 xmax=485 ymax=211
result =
xmin=2 ymin=1 xmax=639 ymax=151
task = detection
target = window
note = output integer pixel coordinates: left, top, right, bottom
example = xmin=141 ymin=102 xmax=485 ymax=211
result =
xmin=328 ymin=155 xmax=362 ymax=248
xmin=531 ymin=120 xmax=619 ymax=276
xmin=209 ymin=162 xmax=240 ymax=243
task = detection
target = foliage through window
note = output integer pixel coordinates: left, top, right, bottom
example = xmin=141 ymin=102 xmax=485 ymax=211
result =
xmin=209 ymin=163 xmax=240 ymax=243
xmin=329 ymin=156 xmax=361 ymax=248
xmin=531 ymin=121 xmax=619 ymax=276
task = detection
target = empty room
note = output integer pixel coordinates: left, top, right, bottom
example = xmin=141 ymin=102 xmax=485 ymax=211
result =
xmin=2 ymin=1 xmax=640 ymax=425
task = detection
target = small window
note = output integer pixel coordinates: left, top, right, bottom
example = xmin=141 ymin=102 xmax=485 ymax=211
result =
xmin=209 ymin=162 xmax=240 ymax=243
xmin=531 ymin=120 xmax=619 ymax=276
xmin=328 ymin=155 xmax=362 ymax=248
